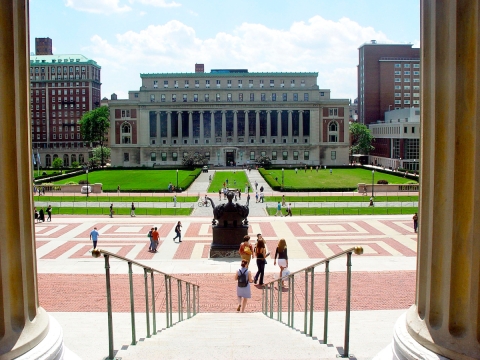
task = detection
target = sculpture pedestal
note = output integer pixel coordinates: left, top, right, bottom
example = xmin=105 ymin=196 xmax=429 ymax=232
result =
xmin=209 ymin=226 xmax=248 ymax=258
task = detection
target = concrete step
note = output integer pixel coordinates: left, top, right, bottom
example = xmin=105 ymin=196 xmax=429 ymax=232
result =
xmin=115 ymin=313 xmax=339 ymax=359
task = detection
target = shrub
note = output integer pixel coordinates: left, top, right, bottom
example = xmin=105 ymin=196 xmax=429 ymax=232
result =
xmin=64 ymin=181 xmax=78 ymax=185
xmin=78 ymin=180 xmax=88 ymax=184
xmin=377 ymin=179 xmax=389 ymax=184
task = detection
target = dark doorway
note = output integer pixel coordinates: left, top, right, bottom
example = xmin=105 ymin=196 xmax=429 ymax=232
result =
xmin=226 ymin=151 xmax=235 ymax=166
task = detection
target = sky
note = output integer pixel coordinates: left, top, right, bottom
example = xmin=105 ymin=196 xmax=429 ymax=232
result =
xmin=30 ymin=0 xmax=420 ymax=101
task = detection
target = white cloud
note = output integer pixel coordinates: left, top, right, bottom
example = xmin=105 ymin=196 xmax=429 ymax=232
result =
xmin=64 ymin=0 xmax=131 ymax=14
xmin=86 ymin=16 xmax=391 ymax=99
xmin=129 ymin=0 xmax=181 ymax=7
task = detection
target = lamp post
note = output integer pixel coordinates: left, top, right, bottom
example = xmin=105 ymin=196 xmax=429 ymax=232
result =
xmin=176 ymin=169 xmax=179 ymax=192
xmin=371 ymin=169 xmax=375 ymax=199
xmin=217 ymin=151 xmax=220 ymax=166
xmin=86 ymin=168 xmax=89 ymax=198
xmin=240 ymin=151 xmax=243 ymax=163
xmin=282 ymin=168 xmax=284 ymax=189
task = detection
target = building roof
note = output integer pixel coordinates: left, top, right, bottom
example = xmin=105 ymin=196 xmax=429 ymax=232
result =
xmin=140 ymin=71 xmax=318 ymax=78
xmin=30 ymin=54 xmax=101 ymax=68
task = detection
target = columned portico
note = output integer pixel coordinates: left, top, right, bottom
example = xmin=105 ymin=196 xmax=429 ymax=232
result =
xmin=377 ymin=1 xmax=480 ymax=358
xmin=255 ymin=110 xmax=260 ymax=144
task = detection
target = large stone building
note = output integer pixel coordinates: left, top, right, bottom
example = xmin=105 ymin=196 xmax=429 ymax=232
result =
xmin=106 ymin=67 xmax=350 ymax=167
xmin=358 ymin=41 xmax=420 ymax=125
xmin=30 ymin=38 xmax=102 ymax=167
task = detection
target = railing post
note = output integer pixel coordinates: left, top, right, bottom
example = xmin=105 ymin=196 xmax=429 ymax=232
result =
xmin=178 ymin=280 xmax=183 ymax=322
xmin=169 ymin=277 xmax=173 ymax=326
xmin=291 ymin=275 xmax=295 ymax=328
xmin=150 ymin=271 xmax=157 ymax=335
xmin=343 ymin=252 xmax=353 ymax=357
xmin=278 ymin=279 xmax=282 ymax=322
xmin=324 ymin=260 xmax=330 ymax=344
xmin=269 ymin=283 xmax=273 ymax=319
xmin=304 ymin=269 xmax=309 ymax=334
xmin=193 ymin=284 xmax=197 ymax=316
xmin=104 ymin=254 xmax=115 ymax=360
xmin=143 ymin=268 xmax=151 ymax=338
xmin=128 ymin=262 xmax=137 ymax=346
xmin=262 ymin=286 xmax=265 ymax=315
xmin=165 ymin=275 xmax=170 ymax=328
xmin=287 ymin=276 xmax=291 ymax=327
xmin=186 ymin=283 xmax=191 ymax=319
xmin=309 ymin=267 xmax=314 ymax=337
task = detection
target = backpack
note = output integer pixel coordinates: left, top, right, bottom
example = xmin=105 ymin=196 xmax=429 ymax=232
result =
xmin=237 ymin=269 xmax=248 ymax=287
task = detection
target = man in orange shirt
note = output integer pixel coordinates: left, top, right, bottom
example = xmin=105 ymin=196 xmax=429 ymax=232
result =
xmin=151 ymin=227 xmax=160 ymax=253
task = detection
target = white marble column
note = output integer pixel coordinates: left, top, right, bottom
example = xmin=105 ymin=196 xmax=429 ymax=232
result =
xmin=200 ymin=111 xmax=204 ymax=144
xmin=167 ymin=111 xmax=172 ymax=145
xmin=209 ymin=112 xmax=214 ymax=143
xmin=233 ymin=110 xmax=238 ymax=143
xmin=188 ymin=111 xmax=193 ymax=144
xmin=177 ymin=112 xmax=182 ymax=143
xmin=288 ymin=110 xmax=293 ymax=143
xmin=277 ymin=111 xmax=282 ymax=142
xmin=266 ymin=110 xmax=271 ymax=143
xmin=299 ymin=110 xmax=304 ymax=139
xmin=221 ymin=110 xmax=227 ymax=143
xmin=255 ymin=110 xmax=260 ymax=144
xmin=245 ymin=111 xmax=249 ymax=142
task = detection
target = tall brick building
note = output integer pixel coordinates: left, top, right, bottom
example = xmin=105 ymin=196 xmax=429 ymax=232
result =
xmin=30 ymin=38 xmax=102 ymax=167
xmin=358 ymin=41 xmax=420 ymax=125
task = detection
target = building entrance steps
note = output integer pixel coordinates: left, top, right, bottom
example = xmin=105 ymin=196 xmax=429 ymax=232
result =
xmin=114 ymin=312 xmax=339 ymax=359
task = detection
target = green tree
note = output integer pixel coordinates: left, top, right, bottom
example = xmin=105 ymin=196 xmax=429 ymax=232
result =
xmin=79 ymin=106 xmax=110 ymax=166
xmin=256 ymin=156 xmax=272 ymax=168
xmin=350 ymin=122 xmax=375 ymax=155
xmin=92 ymin=146 xmax=111 ymax=163
xmin=71 ymin=161 xmax=80 ymax=168
xmin=52 ymin=157 xmax=63 ymax=169
xmin=182 ymin=152 xmax=208 ymax=167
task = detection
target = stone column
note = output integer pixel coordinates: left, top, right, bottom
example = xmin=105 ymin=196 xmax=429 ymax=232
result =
xmin=255 ymin=110 xmax=260 ymax=144
xmin=167 ymin=111 xmax=172 ymax=145
xmin=277 ymin=111 xmax=282 ymax=142
xmin=0 ymin=1 xmax=64 ymax=358
xmin=209 ymin=111 xmax=214 ymax=143
xmin=266 ymin=111 xmax=271 ymax=143
xmin=156 ymin=111 xmax=160 ymax=143
xmin=299 ymin=110 xmax=304 ymax=139
xmin=288 ymin=110 xmax=293 ymax=143
xmin=377 ymin=1 xmax=480 ymax=359
xmin=200 ymin=111 xmax=204 ymax=144
xmin=244 ymin=111 xmax=249 ymax=142
xmin=221 ymin=110 xmax=226 ymax=144
xmin=177 ymin=112 xmax=182 ymax=143
xmin=233 ymin=111 xmax=238 ymax=143
xmin=188 ymin=111 xmax=193 ymax=144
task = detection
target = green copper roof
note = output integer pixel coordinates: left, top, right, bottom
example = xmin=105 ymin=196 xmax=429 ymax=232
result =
xmin=30 ymin=54 xmax=101 ymax=68
xmin=140 ymin=72 xmax=318 ymax=78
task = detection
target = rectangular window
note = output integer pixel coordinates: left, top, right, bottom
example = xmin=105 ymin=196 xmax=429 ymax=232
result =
xmin=174 ymin=80 xmax=178 ymax=88
xmin=195 ymin=80 xmax=199 ymax=88
xmin=183 ymin=94 xmax=187 ymax=102
xmin=194 ymin=94 xmax=198 ymax=102
xmin=184 ymin=80 xmax=189 ymax=88
xmin=239 ymin=93 xmax=243 ymax=101
xmin=227 ymin=80 xmax=232 ymax=87
xmin=282 ymin=151 xmax=288 ymax=160
xmin=304 ymin=93 xmax=309 ymax=101
xmin=259 ymin=79 xmax=264 ymax=87
xmin=293 ymin=93 xmax=298 ymax=101
xmin=394 ymin=71 xmax=401 ymax=75
xmin=261 ymin=93 xmax=266 ymax=101
xmin=304 ymin=151 xmax=309 ymax=160
xmin=404 ymin=93 xmax=411 ymax=97
xmin=216 ymin=79 xmax=221 ymax=87
xmin=395 ymin=78 xmax=401 ymax=82
xmin=172 ymin=94 xmax=176 ymax=102
xmin=227 ymin=93 xmax=232 ymax=102
xmin=172 ymin=152 xmax=178 ymax=161
xmin=404 ymin=78 xmax=410 ymax=82
xmin=293 ymin=151 xmax=299 ymax=160
xmin=124 ymin=153 xmax=129 ymax=162
xmin=205 ymin=80 xmax=210 ymax=87
xmin=161 ymin=152 xmax=167 ymax=161
xmin=290 ymin=79 xmax=295 ymax=86
xmin=395 ymin=100 xmax=401 ymax=104
xmin=238 ymin=80 xmax=242 ymax=88
xmin=331 ymin=151 xmax=336 ymax=160
xmin=205 ymin=94 xmax=209 ymax=102
xmin=413 ymin=78 xmax=420 ymax=82
xmin=394 ymin=85 xmax=401 ymax=90
xmin=216 ymin=93 xmax=221 ymax=101
xmin=282 ymin=93 xmax=287 ymax=101
xmin=250 ymin=93 xmax=254 ymax=101
xmin=404 ymin=100 xmax=411 ymax=104
xmin=270 ymin=80 xmax=274 ymax=87
xmin=404 ymin=86 xmax=411 ymax=90
xmin=249 ymin=79 xmax=253 ymax=87
xmin=150 ymin=94 xmax=155 ymax=102
xmin=413 ymin=100 xmax=420 ymax=105
xmin=404 ymin=63 xmax=410 ymax=68
xmin=151 ymin=152 xmax=156 ymax=161
xmin=250 ymin=151 xmax=255 ymax=160
xmin=153 ymin=80 xmax=158 ymax=88
xmin=395 ymin=93 xmax=401 ymax=97
xmin=329 ymin=108 xmax=338 ymax=116
xmin=272 ymin=151 xmax=277 ymax=160
xmin=205 ymin=152 xmax=210 ymax=160
xmin=161 ymin=94 xmax=166 ymax=102
xmin=272 ymin=93 xmax=276 ymax=101
xmin=163 ymin=80 xmax=168 ymax=88
xmin=404 ymin=71 xmax=411 ymax=75
xmin=413 ymin=64 xmax=420 ymax=68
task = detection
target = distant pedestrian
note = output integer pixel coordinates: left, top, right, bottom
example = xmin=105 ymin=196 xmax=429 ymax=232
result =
xmin=253 ymin=238 xmax=267 ymax=285
xmin=130 ymin=202 xmax=136 ymax=217
xmin=255 ymin=192 xmax=259 ymax=203
xmin=330 ymin=168 xmax=332 ymax=175
xmin=117 ymin=185 xmax=120 ymax=195
xmin=260 ymin=186 xmax=264 ymax=193
xmin=245 ymin=183 xmax=248 ymax=193
xmin=275 ymin=202 xmax=283 ymax=217
xmin=310 ymin=166 xmax=313 ymax=172
xmin=39 ymin=208 xmax=45 ymax=222
xmin=173 ymin=221 xmax=182 ymax=242
xmin=316 ymin=166 xmax=319 ymax=172
xmin=234 ymin=179 xmax=236 ymax=185
xmin=34 ymin=207 xmax=39 ymax=223
xmin=219 ymin=188 xmax=222 ymax=201
xmin=147 ymin=227 xmax=154 ymax=251
xmin=151 ymin=227 xmax=159 ymax=252
xmin=295 ymin=168 xmax=298 ymax=174
xmin=109 ymin=203 xmax=114 ymax=217
xmin=90 ymin=227 xmax=99 ymax=249
xmin=238 ymin=189 xmax=241 ymax=200
xmin=224 ymin=188 xmax=227 ymax=200
xmin=46 ymin=205 xmax=52 ymax=221
xmin=282 ymin=195 xmax=286 ymax=206
xmin=223 ymin=181 xmax=226 ymax=188
xmin=260 ymin=192 xmax=264 ymax=203
xmin=247 ymin=193 xmax=251 ymax=204
xmin=369 ymin=197 xmax=374 ymax=207
xmin=274 ymin=239 xmax=288 ymax=287
xmin=173 ymin=195 xmax=177 ymax=207
xmin=304 ymin=165 xmax=307 ymax=173
xmin=248 ymin=185 xmax=251 ymax=193
xmin=235 ymin=259 xmax=253 ymax=312
xmin=413 ymin=213 xmax=418 ymax=233
xmin=286 ymin=203 xmax=292 ymax=217
xmin=226 ymin=179 xmax=229 ymax=186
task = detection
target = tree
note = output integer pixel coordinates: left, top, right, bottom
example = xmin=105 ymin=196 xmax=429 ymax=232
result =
xmin=182 ymin=152 xmax=209 ymax=167
xmin=79 ymin=106 xmax=110 ymax=166
xmin=350 ymin=122 xmax=375 ymax=155
xmin=256 ymin=156 xmax=272 ymax=168
xmin=52 ymin=158 xmax=63 ymax=169
xmin=92 ymin=146 xmax=111 ymax=163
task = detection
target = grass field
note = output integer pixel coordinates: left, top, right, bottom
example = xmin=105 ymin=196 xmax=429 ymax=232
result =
xmin=53 ymin=170 xmax=195 ymax=191
xmin=33 ymin=195 xmax=198 ymax=202
xmin=263 ymin=168 xmax=417 ymax=189
xmin=208 ymin=171 xmax=251 ymax=193
xmin=265 ymin=195 xmax=419 ymax=202
xmin=41 ymin=207 xmax=192 ymax=216
xmin=266 ymin=206 xmax=418 ymax=216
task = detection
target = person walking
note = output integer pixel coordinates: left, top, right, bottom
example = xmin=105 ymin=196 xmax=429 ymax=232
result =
xmin=109 ymin=203 xmax=114 ymax=218
xmin=34 ymin=207 xmax=39 ymax=223
xmin=39 ymin=208 xmax=45 ymax=222
xmin=130 ymin=202 xmax=136 ymax=217
xmin=413 ymin=213 xmax=419 ymax=233
xmin=173 ymin=221 xmax=182 ymax=242
xmin=90 ymin=227 xmax=99 ymax=249
xmin=117 ymin=185 xmax=120 ymax=195
xmin=286 ymin=203 xmax=293 ymax=217
xmin=260 ymin=192 xmax=264 ymax=203
xmin=274 ymin=239 xmax=289 ymax=287
xmin=254 ymin=238 xmax=267 ymax=285
xmin=219 ymin=188 xmax=222 ymax=201
xmin=238 ymin=235 xmax=253 ymax=267
xmin=173 ymin=195 xmax=177 ymax=207
xmin=151 ymin=227 xmax=159 ymax=252
xmin=255 ymin=181 xmax=258 ymax=190
xmin=275 ymin=202 xmax=283 ymax=217
xmin=46 ymin=205 xmax=52 ymax=221
xmin=235 ymin=259 xmax=253 ymax=312
xmin=255 ymin=192 xmax=259 ymax=203
xmin=238 ymin=189 xmax=241 ymax=200
xmin=260 ymin=185 xmax=264 ymax=193
xmin=147 ymin=227 xmax=154 ymax=252
xmin=281 ymin=195 xmax=286 ymax=206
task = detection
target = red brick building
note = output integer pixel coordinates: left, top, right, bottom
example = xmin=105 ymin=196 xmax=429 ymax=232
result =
xmin=358 ymin=41 xmax=420 ymax=125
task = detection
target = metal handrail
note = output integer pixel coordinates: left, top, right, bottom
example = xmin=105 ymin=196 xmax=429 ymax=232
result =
xmin=92 ymin=249 xmax=200 ymax=360
xmin=262 ymin=246 xmax=363 ymax=358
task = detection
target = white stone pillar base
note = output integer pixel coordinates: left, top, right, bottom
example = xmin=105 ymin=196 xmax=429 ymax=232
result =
xmin=373 ymin=313 xmax=448 ymax=360
xmin=16 ymin=315 xmax=80 ymax=360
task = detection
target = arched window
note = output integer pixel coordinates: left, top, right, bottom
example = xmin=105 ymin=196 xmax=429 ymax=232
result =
xmin=122 ymin=123 xmax=131 ymax=133
xmin=45 ymin=154 xmax=51 ymax=167
xmin=63 ymin=154 xmax=69 ymax=167
xmin=71 ymin=154 xmax=77 ymax=165
xmin=121 ymin=122 xmax=132 ymax=144
xmin=328 ymin=121 xmax=339 ymax=143
xmin=53 ymin=154 xmax=58 ymax=160
xmin=79 ymin=154 xmax=84 ymax=164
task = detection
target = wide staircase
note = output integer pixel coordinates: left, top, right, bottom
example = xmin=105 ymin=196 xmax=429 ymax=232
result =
xmin=92 ymin=247 xmax=364 ymax=360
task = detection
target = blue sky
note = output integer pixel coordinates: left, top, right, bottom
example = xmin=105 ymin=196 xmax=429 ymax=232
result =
xmin=30 ymin=0 xmax=420 ymax=100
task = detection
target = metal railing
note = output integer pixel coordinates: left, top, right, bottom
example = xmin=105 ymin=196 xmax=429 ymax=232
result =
xmin=262 ymin=246 xmax=363 ymax=358
xmin=92 ymin=249 xmax=200 ymax=360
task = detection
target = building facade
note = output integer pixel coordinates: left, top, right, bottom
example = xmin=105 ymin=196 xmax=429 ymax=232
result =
xmin=106 ymin=68 xmax=350 ymax=167
xmin=358 ymin=41 xmax=420 ymax=125
xmin=30 ymin=38 xmax=102 ymax=167
xmin=368 ymin=107 xmax=420 ymax=171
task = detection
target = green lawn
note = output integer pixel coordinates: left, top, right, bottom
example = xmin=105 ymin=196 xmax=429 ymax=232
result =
xmin=208 ymin=171 xmax=251 ymax=193
xmin=33 ymin=195 xmax=198 ymax=202
xmin=263 ymin=168 xmax=417 ymax=190
xmin=266 ymin=206 xmax=418 ymax=216
xmin=265 ymin=195 xmax=419 ymax=202
xmin=52 ymin=169 xmax=196 ymax=191
xmin=45 ymin=207 xmax=192 ymax=216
